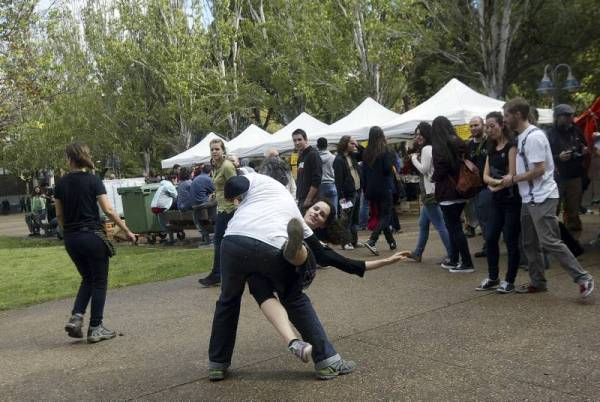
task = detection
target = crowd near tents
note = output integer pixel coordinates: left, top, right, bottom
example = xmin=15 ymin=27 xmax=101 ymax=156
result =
xmin=162 ymin=78 xmax=554 ymax=167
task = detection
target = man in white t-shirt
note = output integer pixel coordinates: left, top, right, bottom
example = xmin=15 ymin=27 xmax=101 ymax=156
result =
xmin=207 ymin=173 xmax=353 ymax=380
xmin=501 ymin=98 xmax=593 ymax=298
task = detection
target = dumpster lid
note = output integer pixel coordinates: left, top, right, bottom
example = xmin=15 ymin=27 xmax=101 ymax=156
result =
xmin=117 ymin=183 xmax=160 ymax=195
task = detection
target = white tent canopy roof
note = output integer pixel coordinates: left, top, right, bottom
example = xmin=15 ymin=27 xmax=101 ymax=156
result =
xmin=161 ymin=132 xmax=226 ymax=169
xmin=227 ymin=124 xmax=273 ymax=158
xmin=382 ymin=78 xmax=553 ymax=137
xmin=244 ymin=112 xmax=330 ymax=157
xmin=315 ymin=97 xmax=405 ymax=143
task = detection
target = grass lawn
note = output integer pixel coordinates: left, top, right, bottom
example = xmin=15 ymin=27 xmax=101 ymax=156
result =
xmin=0 ymin=236 xmax=213 ymax=311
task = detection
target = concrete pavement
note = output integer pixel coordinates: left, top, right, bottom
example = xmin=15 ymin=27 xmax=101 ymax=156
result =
xmin=1 ymin=213 xmax=599 ymax=401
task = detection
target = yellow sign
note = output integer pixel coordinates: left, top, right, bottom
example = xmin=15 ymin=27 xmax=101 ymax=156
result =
xmin=455 ymin=124 xmax=471 ymax=140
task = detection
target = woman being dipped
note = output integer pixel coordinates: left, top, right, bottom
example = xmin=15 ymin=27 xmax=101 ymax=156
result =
xmin=55 ymin=143 xmax=136 ymax=343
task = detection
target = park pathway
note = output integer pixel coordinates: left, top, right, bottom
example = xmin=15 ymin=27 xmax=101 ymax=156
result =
xmin=1 ymin=213 xmax=599 ymax=400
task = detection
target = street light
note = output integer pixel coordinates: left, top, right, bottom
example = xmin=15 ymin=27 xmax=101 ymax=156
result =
xmin=536 ymin=64 xmax=580 ymax=107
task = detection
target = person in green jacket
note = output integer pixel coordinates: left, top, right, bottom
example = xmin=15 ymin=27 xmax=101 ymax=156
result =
xmin=25 ymin=186 xmax=46 ymax=236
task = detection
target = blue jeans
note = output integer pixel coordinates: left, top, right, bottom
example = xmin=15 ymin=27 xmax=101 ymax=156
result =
xmin=413 ymin=202 xmax=452 ymax=258
xmin=207 ymin=211 xmax=235 ymax=280
xmin=441 ymin=202 xmax=473 ymax=267
xmin=208 ymin=236 xmax=340 ymax=370
xmin=319 ymin=183 xmax=338 ymax=216
xmin=64 ymin=230 xmax=110 ymax=327
xmin=485 ymin=201 xmax=521 ymax=283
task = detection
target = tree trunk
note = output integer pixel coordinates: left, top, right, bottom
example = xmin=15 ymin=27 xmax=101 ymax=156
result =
xmin=142 ymin=149 xmax=151 ymax=176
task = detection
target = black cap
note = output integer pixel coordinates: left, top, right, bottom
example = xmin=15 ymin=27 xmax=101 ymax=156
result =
xmin=553 ymin=104 xmax=574 ymax=117
xmin=224 ymin=175 xmax=250 ymax=199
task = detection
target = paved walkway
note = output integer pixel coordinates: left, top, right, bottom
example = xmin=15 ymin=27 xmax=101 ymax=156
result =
xmin=1 ymin=213 xmax=599 ymax=401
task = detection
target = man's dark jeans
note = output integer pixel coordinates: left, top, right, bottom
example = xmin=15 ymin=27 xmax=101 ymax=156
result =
xmin=64 ymin=230 xmax=110 ymax=327
xmin=208 ymin=235 xmax=340 ymax=370
xmin=485 ymin=201 xmax=521 ymax=283
xmin=207 ymin=211 xmax=235 ymax=280
xmin=441 ymin=202 xmax=473 ymax=267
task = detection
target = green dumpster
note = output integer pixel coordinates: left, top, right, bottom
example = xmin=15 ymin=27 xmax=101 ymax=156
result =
xmin=117 ymin=184 xmax=162 ymax=236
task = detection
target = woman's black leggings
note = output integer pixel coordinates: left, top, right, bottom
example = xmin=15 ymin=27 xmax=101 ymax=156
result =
xmin=64 ymin=230 xmax=110 ymax=327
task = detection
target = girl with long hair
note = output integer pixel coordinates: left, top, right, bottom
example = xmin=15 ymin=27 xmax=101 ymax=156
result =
xmin=361 ymin=126 xmax=397 ymax=255
xmin=431 ymin=116 xmax=474 ymax=272
xmin=476 ymin=111 xmax=521 ymax=293
xmin=407 ymin=122 xmax=452 ymax=262
xmin=55 ymin=142 xmax=136 ymax=343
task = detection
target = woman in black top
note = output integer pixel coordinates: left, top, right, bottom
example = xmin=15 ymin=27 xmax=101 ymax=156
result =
xmin=361 ymin=126 xmax=397 ymax=255
xmin=476 ymin=112 xmax=521 ymax=293
xmin=55 ymin=143 xmax=136 ymax=343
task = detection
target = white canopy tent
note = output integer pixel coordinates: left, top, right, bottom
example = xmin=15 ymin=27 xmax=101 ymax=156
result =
xmin=314 ymin=97 xmax=407 ymax=143
xmin=227 ymin=124 xmax=273 ymax=159
xmin=382 ymin=78 xmax=553 ymax=138
xmin=161 ymin=132 xmax=226 ymax=169
xmin=243 ymin=112 xmax=330 ymax=157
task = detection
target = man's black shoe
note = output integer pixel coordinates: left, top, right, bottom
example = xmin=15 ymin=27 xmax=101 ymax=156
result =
xmin=199 ymin=275 xmax=220 ymax=288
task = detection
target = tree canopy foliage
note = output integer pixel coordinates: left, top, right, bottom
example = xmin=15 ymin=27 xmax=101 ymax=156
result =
xmin=1 ymin=0 xmax=598 ymax=177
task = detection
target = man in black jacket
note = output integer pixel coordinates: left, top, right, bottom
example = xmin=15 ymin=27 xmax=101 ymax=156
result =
xmin=293 ymin=129 xmax=322 ymax=211
xmin=465 ymin=116 xmax=490 ymax=258
xmin=547 ymin=104 xmax=588 ymax=231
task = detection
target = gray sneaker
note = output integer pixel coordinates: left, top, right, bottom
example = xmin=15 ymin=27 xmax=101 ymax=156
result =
xmin=579 ymin=278 xmax=594 ymax=298
xmin=64 ymin=313 xmax=84 ymax=339
xmin=288 ymin=339 xmax=312 ymax=363
xmin=316 ymin=359 xmax=357 ymax=380
xmin=208 ymin=368 xmax=227 ymax=382
xmin=87 ymin=324 xmax=116 ymax=344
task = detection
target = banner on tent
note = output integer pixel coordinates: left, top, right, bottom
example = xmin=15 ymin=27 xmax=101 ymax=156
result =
xmin=455 ymin=124 xmax=471 ymax=140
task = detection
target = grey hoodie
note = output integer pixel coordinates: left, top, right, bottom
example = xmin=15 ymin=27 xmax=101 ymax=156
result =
xmin=319 ymin=150 xmax=336 ymax=184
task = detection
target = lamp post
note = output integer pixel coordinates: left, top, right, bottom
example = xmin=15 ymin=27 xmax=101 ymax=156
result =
xmin=536 ymin=64 xmax=580 ymax=108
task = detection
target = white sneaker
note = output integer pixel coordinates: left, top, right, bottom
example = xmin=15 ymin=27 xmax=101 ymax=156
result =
xmin=579 ymin=278 xmax=594 ymax=298
xmin=475 ymin=278 xmax=499 ymax=291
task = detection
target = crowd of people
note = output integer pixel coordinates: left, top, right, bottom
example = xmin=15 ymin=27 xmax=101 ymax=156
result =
xmin=47 ymin=96 xmax=598 ymax=383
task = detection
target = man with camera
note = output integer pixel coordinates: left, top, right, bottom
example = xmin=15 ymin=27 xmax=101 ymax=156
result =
xmin=547 ymin=104 xmax=588 ymax=232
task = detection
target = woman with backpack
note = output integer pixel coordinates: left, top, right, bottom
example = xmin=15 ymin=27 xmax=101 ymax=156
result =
xmin=431 ymin=116 xmax=475 ymax=273
xmin=475 ymin=111 xmax=521 ymax=293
